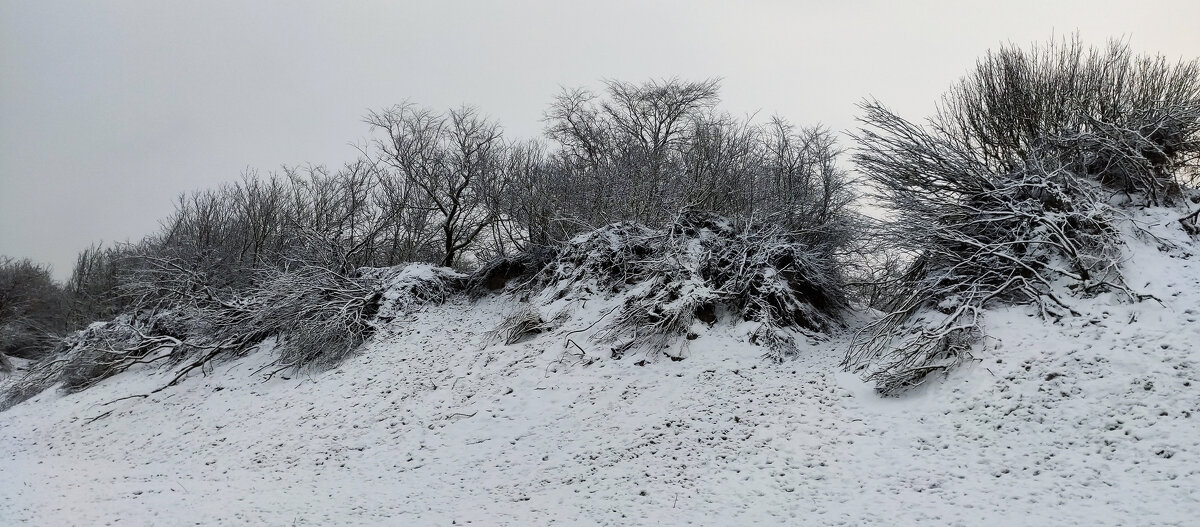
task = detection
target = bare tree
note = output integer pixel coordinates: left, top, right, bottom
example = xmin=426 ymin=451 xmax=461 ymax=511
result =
xmin=600 ymin=78 xmax=721 ymax=168
xmin=373 ymin=161 xmax=437 ymax=265
xmin=66 ymin=243 xmax=127 ymax=323
xmin=545 ymin=87 xmax=612 ymax=173
xmin=230 ymin=171 xmax=287 ymax=267
xmin=543 ymin=78 xmax=721 ymax=227
xmin=367 ymin=104 xmax=506 ymax=267
xmin=680 ymin=111 xmax=758 ymax=217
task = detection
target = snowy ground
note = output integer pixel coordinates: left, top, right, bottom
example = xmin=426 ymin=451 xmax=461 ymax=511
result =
xmin=2 ymin=210 xmax=1199 ymax=526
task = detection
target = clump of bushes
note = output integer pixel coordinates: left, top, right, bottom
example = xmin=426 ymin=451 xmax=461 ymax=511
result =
xmin=0 ymin=257 xmax=71 ymax=361
xmin=846 ymin=37 xmax=1200 ymax=394
xmin=0 ymin=254 xmax=470 ymax=410
xmin=483 ymin=212 xmax=851 ymax=360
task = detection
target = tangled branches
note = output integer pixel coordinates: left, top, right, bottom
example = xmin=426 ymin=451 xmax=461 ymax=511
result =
xmin=119 ymin=252 xmax=388 ymax=379
xmin=846 ymin=161 xmax=1127 ymax=393
xmin=0 ymin=257 xmax=473 ymax=412
xmin=848 ymin=37 xmax=1200 ymax=395
xmin=0 ymin=313 xmax=189 ymax=410
xmin=486 ymin=305 xmax=556 ymax=346
xmin=492 ymin=212 xmax=849 ymax=360
xmin=234 ymin=264 xmax=382 ymax=375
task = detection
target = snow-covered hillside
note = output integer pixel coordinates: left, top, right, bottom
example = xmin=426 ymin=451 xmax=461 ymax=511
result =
xmin=2 ymin=208 xmax=1198 ymax=526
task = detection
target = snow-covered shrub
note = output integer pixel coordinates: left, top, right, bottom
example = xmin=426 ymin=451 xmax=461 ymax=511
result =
xmin=53 ymin=319 xmax=174 ymax=393
xmin=363 ymin=263 xmax=466 ymax=321
xmin=848 ymin=37 xmax=1200 ymax=394
xmin=0 ymin=259 xmax=470 ymax=411
xmin=165 ymin=261 xmax=463 ymax=377
xmin=141 ymin=261 xmax=465 ymax=379
xmin=482 ymin=212 xmax=848 ymax=360
xmin=0 ymin=311 xmax=189 ymax=410
xmin=486 ymin=305 xmax=555 ymax=345
xmin=217 ymin=264 xmax=381 ymax=374
xmin=466 ymin=246 xmax=557 ymax=297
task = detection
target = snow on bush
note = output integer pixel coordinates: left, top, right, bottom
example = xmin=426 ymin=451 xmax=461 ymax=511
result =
xmin=0 ymin=312 xmax=185 ymax=410
xmin=364 ymin=263 xmax=466 ymax=320
xmin=847 ymin=38 xmax=1200 ymax=395
xmin=0 ymin=261 xmax=468 ymax=411
xmin=478 ymin=211 xmax=849 ymax=360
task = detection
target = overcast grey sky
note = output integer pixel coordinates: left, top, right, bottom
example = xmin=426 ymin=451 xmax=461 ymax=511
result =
xmin=3 ymin=0 xmax=1198 ymax=280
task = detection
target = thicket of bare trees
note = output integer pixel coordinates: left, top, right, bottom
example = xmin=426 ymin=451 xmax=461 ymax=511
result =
xmin=2 ymin=77 xmax=858 ymax=405
xmin=366 ymin=105 xmax=505 ymax=267
xmin=845 ymin=37 xmax=1200 ymax=394
xmin=0 ymin=258 xmax=71 ymax=365
xmin=58 ymin=78 xmax=857 ymax=320
xmin=540 ymin=79 xmax=856 ymax=249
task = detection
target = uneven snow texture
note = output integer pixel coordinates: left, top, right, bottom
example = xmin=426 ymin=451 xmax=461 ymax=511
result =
xmin=2 ymin=210 xmax=1199 ymax=526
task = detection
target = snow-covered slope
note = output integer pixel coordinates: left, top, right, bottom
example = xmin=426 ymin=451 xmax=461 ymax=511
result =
xmin=2 ymin=209 xmax=1198 ymax=526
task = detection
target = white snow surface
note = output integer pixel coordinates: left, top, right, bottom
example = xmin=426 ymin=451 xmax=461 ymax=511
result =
xmin=3 ymin=209 xmax=1199 ymax=525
